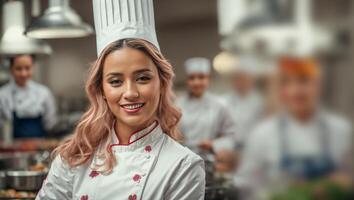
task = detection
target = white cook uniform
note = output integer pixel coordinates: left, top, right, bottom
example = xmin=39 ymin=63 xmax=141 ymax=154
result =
xmin=222 ymin=90 xmax=263 ymax=147
xmin=235 ymin=110 xmax=352 ymax=199
xmin=177 ymin=92 xmax=237 ymax=150
xmin=36 ymin=122 xmax=205 ymax=200
xmin=0 ymin=78 xmax=57 ymax=130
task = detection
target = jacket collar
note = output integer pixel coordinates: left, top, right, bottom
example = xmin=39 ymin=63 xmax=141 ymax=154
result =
xmin=9 ymin=78 xmax=34 ymax=91
xmin=109 ymin=121 xmax=163 ymax=152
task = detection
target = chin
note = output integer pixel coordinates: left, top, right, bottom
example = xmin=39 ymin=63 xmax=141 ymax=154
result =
xmin=118 ymin=114 xmax=153 ymax=128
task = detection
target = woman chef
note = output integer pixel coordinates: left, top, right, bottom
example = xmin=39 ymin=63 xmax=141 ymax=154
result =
xmin=0 ymin=54 xmax=57 ymax=138
xmin=234 ymin=57 xmax=352 ymax=199
xmin=177 ymin=57 xmax=236 ymax=152
xmin=36 ymin=0 xmax=205 ymax=200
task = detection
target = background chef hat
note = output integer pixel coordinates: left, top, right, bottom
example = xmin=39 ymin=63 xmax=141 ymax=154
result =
xmin=93 ymin=0 xmax=160 ymax=56
xmin=184 ymin=57 xmax=211 ymax=75
xmin=233 ymin=55 xmax=260 ymax=75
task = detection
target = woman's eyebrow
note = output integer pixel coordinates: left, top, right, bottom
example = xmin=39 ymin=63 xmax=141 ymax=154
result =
xmin=133 ymin=68 xmax=152 ymax=74
xmin=105 ymin=69 xmax=152 ymax=78
xmin=105 ymin=72 xmax=123 ymax=78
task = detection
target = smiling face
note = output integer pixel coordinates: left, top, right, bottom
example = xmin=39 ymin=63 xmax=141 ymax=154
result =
xmin=277 ymin=57 xmax=323 ymax=118
xmin=102 ymin=47 xmax=161 ymax=130
xmin=10 ymin=55 xmax=34 ymax=87
xmin=186 ymin=73 xmax=209 ymax=98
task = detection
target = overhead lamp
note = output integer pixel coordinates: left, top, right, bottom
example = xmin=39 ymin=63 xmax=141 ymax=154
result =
xmin=0 ymin=0 xmax=52 ymax=56
xmin=213 ymin=51 xmax=238 ymax=75
xmin=25 ymin=0 xmax=93 ymax=39
xmin=232 ymin=0 xmax=332 ymax=56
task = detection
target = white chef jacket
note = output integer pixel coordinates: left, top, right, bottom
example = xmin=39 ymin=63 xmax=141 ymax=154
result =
xmin=234 ymin=110 xmax=352 ymax=199
xmin=177 ymin=92 xmax=237 ymax=150
xmin=0 ymin=79 xmax=57 ymax=130
xmin=36 ymin=122 xmax=205 ymax=200
xmin=222 ymin=90 xmax=263 ymax=146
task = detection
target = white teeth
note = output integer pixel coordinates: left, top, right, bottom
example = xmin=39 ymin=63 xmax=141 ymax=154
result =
xmin=123 ymin=103 xmax=143 ymax=110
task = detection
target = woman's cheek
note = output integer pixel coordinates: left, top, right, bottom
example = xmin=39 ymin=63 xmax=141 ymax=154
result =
xmin=104 ymin=86 xmax=122 ymax=108
xmin=139 ymin=83 xmax=160 ymax=107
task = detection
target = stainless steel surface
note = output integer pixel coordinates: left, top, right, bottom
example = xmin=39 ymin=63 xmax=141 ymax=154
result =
xmin=0 ymin=152 xmax=50 ymax=193
xmin=0 ymin=153 xmax=37 ymax=171
xmin=6 ymin=171 xmax=46 ymax=191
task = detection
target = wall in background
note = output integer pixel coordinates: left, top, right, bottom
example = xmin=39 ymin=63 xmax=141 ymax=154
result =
xmin=0 ymin=0 xmax=353 ymax=123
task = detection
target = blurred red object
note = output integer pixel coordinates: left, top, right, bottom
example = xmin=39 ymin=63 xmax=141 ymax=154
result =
xmin=0 ymin=138 xmax=59 ymax=152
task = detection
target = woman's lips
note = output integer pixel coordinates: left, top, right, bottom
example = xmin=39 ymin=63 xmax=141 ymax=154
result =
xmin=120 ymin=103 xmax=145 ymax=114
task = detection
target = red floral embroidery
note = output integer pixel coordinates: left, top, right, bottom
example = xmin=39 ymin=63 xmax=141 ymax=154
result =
xmin=80 ymin=195 xmax=88 ymax=200
xmin=144 ymin=145 xmax=152 ymax=152
xmin=132 ymin=174 xmax=141 ymax=182
xmin=89 ymin=170 xmax=100 ymax=178
xmin=128 ymin=194 xmax=137 ymax=200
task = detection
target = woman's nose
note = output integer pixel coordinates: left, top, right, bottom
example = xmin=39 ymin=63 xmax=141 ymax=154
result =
xmin=123 ymin=81 xmax=139 ymax=100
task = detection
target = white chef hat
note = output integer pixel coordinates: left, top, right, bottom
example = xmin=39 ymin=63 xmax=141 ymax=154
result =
xmin=232 ymin=55 xmax=261 ymax=75
xmin=184 ymin=57 xmax=211 ymax=75
xmin=93 ymin=0 xmax=160 ymax=56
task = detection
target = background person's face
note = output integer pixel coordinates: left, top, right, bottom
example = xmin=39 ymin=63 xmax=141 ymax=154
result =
xmin=279 ymin=74 xmax=321 ymax=117
xmin=10 ymin=55 xmax=34 ymax=87
xmin=232 ymin=72 xmax=254 ymax=95
xmin=102 ymin=47 xmax=161 ymax=129
xmin=186 ymin=73 xmax=209 ymax=97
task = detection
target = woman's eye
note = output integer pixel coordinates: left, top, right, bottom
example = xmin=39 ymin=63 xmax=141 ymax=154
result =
xmin=137 ymin=76 xmax=151 ymax=82
xmin=109 ymin=79 xmax=123 ymax=86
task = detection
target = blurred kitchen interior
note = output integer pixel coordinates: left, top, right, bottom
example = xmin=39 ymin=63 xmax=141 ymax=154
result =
xmin=0 ymin=0 xmax=354 ymax=199
xmin=0 ymin=0 xmax=353 ymax=199
xmin=0 ymin=0 xmax=353 ymax=128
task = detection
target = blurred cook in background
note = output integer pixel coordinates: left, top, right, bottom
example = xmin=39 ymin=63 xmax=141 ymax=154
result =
xmin=0 ymin=54 xmax=57 ymax=138
xmin=222 ymin=54 xmax=264 ymax=149
xmin=234 ymin=56 xmax=353 ymax=199
xmin=177 ymin=57 xmax=236 ymax=153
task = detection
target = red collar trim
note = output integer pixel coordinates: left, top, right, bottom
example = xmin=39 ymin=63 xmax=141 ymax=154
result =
xmin=108 ymin=121 xmax=159 ymax=151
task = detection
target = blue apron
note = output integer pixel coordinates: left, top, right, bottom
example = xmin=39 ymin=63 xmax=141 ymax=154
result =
xmin=11 ymin=89 xmax=46 ymax=138
xmin=12 ymin=111 xmax=46 ymax=138
xmin=278 ymin=117 xmax=335 ymax=180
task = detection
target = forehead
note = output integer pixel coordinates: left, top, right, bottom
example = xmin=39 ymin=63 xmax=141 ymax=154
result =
xmin=13 ymin=55 xmax=33 ymax=66
xmin=103 ymin=47 xmax=156 ymax=74
xmin=278 ymin=74 xmax=321 ymax=89
xmin=187 ymin=72 xmax=209 ymax=78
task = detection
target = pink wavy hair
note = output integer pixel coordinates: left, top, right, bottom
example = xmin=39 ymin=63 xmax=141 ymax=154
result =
xmin=53 ymin=39 xmax=182 ymax=173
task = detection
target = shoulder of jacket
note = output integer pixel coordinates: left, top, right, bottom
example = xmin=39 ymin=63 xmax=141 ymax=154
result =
xmin=249 ymin=116 xmax=279 ymax=140
xmin=206 ymin=93 xmax=227 ymax=108
xmin=0 ymin=82 xmax=11 ymax=95
xmin=322 ymin=110 xmax=352 ymax=133
xmin=163 ymin=136 xmax=203 ymax=164
xmin=52 ymin=154 xmax=79 ymax=175
xmin=30 ymin=81 xmax=50 ymax=93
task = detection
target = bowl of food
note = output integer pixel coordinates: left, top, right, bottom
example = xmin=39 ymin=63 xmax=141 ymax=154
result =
xmin=0 ymin=153 xmax=37 ymax=171
xmin=6 ymin=171 xmax=47 ymax=191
